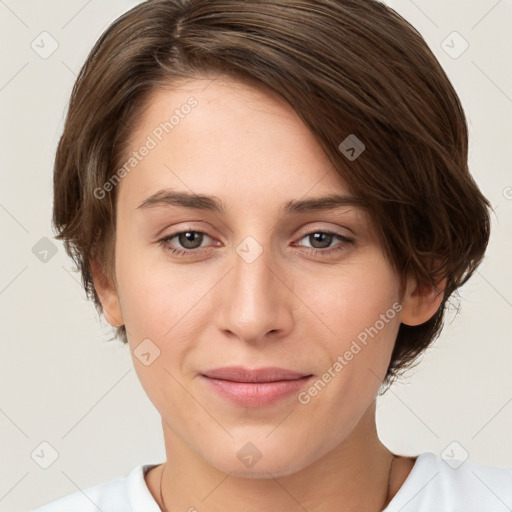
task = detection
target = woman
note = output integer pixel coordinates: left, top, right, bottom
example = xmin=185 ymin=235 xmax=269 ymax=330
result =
xmin=32 ymin=0 xmax=511 ymax=510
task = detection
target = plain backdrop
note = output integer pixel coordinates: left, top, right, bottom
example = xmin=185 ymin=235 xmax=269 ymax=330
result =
xmin=0 ymin=0 xmax=511 ymax=510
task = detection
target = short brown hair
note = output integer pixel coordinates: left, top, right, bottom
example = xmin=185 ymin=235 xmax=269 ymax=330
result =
xmin=52 ymin=0 xmax=491 ymax=388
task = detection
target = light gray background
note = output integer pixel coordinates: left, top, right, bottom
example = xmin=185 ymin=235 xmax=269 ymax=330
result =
xmin=0 ymin=1 xmax=511 ymax=510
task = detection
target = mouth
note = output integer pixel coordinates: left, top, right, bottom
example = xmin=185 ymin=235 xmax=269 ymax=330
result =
xmin=200 ymin=366 xmax=314 ymax=407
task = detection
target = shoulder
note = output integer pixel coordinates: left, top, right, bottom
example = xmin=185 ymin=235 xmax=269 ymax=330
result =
xmin=30 ymin=463 xmax=162 ymax=512
xmin=30 ymin=475 xmax=128 ymax=512
xmin=385 ymin=452 xmax=512 ymax=512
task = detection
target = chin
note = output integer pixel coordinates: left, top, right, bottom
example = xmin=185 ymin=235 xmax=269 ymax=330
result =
xmin=206 ymin=445 xmax=316 ymax=479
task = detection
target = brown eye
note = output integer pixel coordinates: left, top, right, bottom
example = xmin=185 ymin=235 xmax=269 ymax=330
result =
xmin=158 ymin=230 xmax=213 ymax=256
xmin=307 ymin=232 xmax=335 ymax=249
xmin=176 ymin=231 xmax=204 ymax=249
xmin=296 ymin=230 xmax=353 ymax=255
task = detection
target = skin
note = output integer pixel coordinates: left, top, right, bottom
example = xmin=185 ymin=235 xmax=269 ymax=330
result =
xmin=91 ymin=75 xmax=443 ymax=512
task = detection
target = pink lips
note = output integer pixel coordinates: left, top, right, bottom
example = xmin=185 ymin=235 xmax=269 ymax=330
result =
xmin=200 ymin=366 xmax=313 ymax=407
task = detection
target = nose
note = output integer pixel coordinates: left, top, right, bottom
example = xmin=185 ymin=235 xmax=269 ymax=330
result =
xmin=214 ymin=239 xmax=294 ymax=344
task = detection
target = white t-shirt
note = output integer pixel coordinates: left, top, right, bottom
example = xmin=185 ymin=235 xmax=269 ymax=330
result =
xmin=30 ymin=452 xmax=512 ymax=512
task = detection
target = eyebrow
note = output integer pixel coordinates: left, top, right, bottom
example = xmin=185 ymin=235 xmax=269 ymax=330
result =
xmin=136 ymin=189 xmax=367 ymax=215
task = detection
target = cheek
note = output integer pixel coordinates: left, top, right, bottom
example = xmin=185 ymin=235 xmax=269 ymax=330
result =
xmin=301 ymin=257 xmax=401 ymax=344
xmin=296 ymin=256 xmax=402 ymax=407
xmin=114 ymin=233 xmax=207 ymax=340
xmin=114 ymin=252 xmax=204 ymax=410
xmin=293 ymin=263 xmax=401 ymax=429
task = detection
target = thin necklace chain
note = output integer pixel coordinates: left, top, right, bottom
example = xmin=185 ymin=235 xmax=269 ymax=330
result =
xmin=159 ymin=454 xmax=397 ymax=512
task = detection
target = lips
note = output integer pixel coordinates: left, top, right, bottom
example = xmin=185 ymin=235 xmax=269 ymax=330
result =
xmin=201 ymin=366 xmax=312 ymax=383
xmin=200 ymin=366 xmax=313 ymax=407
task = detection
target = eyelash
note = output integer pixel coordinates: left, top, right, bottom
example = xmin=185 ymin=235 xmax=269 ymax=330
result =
xmin=157 ymin=229 xmax=353 ymax=257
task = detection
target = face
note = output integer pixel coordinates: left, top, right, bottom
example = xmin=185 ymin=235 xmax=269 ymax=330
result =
xmin=102 ymin=75 xmax=411 ymax=478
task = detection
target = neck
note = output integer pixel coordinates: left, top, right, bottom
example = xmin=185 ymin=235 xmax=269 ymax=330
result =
xmin=149 ymin=401 xmax=401 ymax=512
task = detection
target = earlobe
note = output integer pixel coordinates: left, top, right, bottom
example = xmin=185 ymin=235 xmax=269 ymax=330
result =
xmin=90 ymin=259 xmax=124 ymax=327
xmin=400 ymin=275 xmax=446 ymax=326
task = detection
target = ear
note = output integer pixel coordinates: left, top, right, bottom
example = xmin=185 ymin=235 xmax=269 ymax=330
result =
xmin=90 ymin=258 xmax=124 ymax=327
xmin=400 ymin=274 xmax=446 ymax=326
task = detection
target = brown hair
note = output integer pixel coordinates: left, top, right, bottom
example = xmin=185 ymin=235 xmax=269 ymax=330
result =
xmin=52 ymin=0 xmax=491 ymax=388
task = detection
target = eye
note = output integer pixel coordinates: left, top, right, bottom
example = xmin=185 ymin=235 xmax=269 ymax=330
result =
xmin=157 ymin=228 xmax=353 ymax=258
xmin=158 ymin=230 xmax=214 ymax=256
xmin=295 ymin=230 xmax=353 ymax=255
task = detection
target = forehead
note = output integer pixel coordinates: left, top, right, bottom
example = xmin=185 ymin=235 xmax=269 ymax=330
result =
xmin=116 ymin=75 xmax=369 ymax=223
